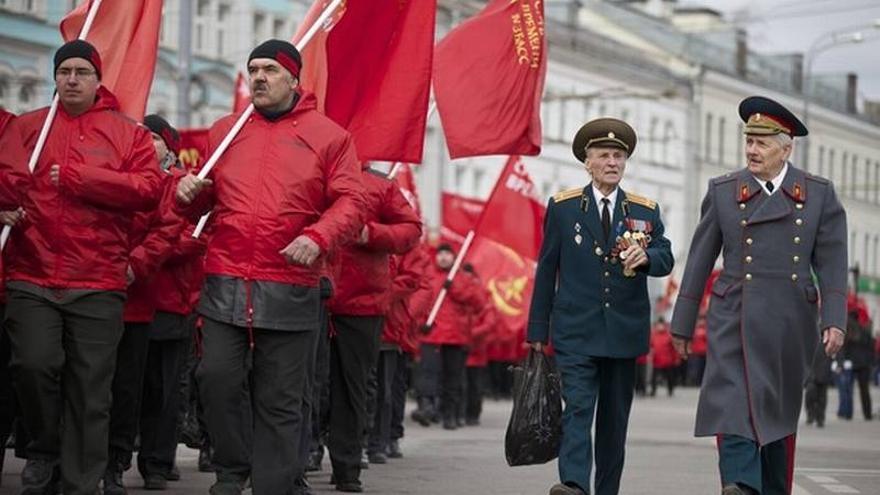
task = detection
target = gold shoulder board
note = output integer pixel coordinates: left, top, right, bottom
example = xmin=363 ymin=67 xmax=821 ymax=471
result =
xmin=625 ymin=192 xmax=657 ymax=210
xmin=553 ymin=187 xmax=582 ymax=204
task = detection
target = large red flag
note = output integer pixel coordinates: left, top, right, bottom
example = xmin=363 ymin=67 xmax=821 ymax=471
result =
xmin=465 ymin=157 xmax=545 ymax=336
xmin=232 ymin=71 xmax=250 ymax=113
xmin=440 ymin=192 xmax=484 ymax=244
xmin=60 ymin=0 xmax=163 ymax=121
xmin=294 ymin=0 xmax=435 ymax=163
xmin=433 ymin=0 xmax=547 ymax=159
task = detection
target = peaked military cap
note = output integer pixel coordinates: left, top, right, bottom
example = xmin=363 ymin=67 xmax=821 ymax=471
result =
xmin=572 ymin=117 xmax=637 ymax=162
xmin=739 ymin=96 xmax=808 ymax=137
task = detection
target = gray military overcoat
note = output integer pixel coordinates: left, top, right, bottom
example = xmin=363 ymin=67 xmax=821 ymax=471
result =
xmin=671 ymin=164 xmax=847 ymax=445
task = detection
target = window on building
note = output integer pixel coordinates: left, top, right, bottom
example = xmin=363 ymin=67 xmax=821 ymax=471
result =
xmin=704 ymin=113 xmax=713 ymax=162
xmin=718 ymin=117 xmax=726 ymax=166
xmin=648 ymin=117 xmax=659 ymax=163
xmin=253 ymin=13 xmax=265 ymax=40
xmin=873 ymin=235 xmax=879 ymax=276
xmin=620 ymin=108 xmax=629 ymax=123
xmin=473 ymin=168 xmax=485 ymax=196
xmin=866 ymin=158 xmax=873 ymax=203
xmin=25 ymin=0 xmax=35 ymax=12
xmin=864 ymin=233 xmax=871 ymax=276
xmin=817 ymin=145 xmax=825 ymax=177
xmin=218 ymin=3 xmax=230 ymax=22
xmin=850 ymin=154 xmax=858 ymax=200
xmin=0 ymin=76 xmax=8 ymax=105
xmin=827 ymin=149 xmax=835 ymax=185
xmin=663 ymin=120 xmax=675 ymax=165
xmin=18 ymin=80 xmax=36 ymax=105
xmin=195 ymin=24 xmax=204 ymax=51
xmin=875 ymin=162 xmax=880 ymax=204
xmin=454 ymin=165 xmax=465 ymax=193
xmin=197 ymin=0 xmax=210 ymax=17
xmin=217 ymin=30 xmax=224 ymax=57
xmin=850 ymin=231 xmax=856 ymax=271
xmin=274 ymin=19 xmax=285 ymax=38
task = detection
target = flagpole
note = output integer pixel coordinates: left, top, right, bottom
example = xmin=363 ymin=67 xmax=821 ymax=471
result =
xmin=190 ymin=0 xmax=344 ymax=239
xmin=386 ymin=101 xmax=436 ymax=180
xmin=1 ymin=0 xmax=104 ymax=250
xmin=425 ymin=229 xmax=475 ymax=328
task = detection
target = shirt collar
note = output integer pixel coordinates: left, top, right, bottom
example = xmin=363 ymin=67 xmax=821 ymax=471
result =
xmin=591 ymin=184 xmax=618 ymax=210
xmin=753 ymin=162 xmax=788 ymax=195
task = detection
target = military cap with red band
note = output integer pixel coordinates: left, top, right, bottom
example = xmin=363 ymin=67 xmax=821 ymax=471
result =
xmin=739 ymin=95 xmax=808 ymax=137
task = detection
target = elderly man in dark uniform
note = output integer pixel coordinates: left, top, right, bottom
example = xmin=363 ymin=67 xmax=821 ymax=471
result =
xmin=527 ymin=118 xmax=674 ymax=495
xmin=671 ymin=96 xmax=847 ymax=495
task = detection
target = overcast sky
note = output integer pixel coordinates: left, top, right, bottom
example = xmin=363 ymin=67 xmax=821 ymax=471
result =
xmin=681 ymin=0 xmax=880 ymax=101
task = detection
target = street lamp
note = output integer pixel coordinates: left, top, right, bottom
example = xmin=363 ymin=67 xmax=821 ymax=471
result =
xmin=800 ymin=20 xmax=880 ymax=167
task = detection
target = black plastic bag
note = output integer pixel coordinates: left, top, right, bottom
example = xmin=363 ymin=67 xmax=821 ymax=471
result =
xmin=504 ymin=349 xmax=562 ymax=466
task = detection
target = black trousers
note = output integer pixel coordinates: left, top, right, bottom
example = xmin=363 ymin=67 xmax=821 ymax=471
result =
xmin=650 ymin=367 xmax=676 ymax=397
xmin=389 ymin=353 xmax=410 ymax=442
xmin=368 ymin=349 xmax=398 ymax=454
xmin=0 ymin=303 xmax=12 ymax=466
xmin=137 ymin=312 xmax=192 ymax=477
xmin=634 ymin=362 xmax=647 ymax=396
xmin=327 ymin=315 xmax=382 ymax=483
xmin=309 ymin=311 xmax=331 ymax=458
xmin=108 ymin=321 xmax=152 ymax=469
xmin=293 ymin=309 xmax=322 ymax=479
xmin=718 ymin=433 xmax=796 ymax=494
xmin=853 ymin=367 xmax=874 ymax=420
xmin=465 ymin=366 xmax=486 ymax=421
xmin=197 ymin=317 xmax=315 ymax=494
xmin=804 ymin=381 xmax=829 ymax=425
xmin=5 ymin=289 xmax=124 ymax=495
xmin=416 ymin=343 xmax=467 ymax=420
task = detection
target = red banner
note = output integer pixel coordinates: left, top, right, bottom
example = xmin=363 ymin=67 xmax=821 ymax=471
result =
xmin=177 ymin=128 xmax=209 ymax=173
xmin=232 ymin=71 xmax=250 ymax=113
xmin=440 ymin=192 xmax=484 ymax=244
xmin=60 ymin=0 xmax=162 ymax=121
xmin=465 ymin=157 xmax=545 ymax=340
xmin=392 ymin=163 xmax=422 ymax=218
xmin=433 ymin=0 xmax=547 ymax=159
xmin=294 ymin=0 xmax=436 ymax=163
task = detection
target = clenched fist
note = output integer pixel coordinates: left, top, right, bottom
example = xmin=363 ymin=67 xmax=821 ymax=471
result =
xmin=176 ymin=173 xmax=213 ymax=205
xmin=279 ymin=235 xmax=322 ymax=267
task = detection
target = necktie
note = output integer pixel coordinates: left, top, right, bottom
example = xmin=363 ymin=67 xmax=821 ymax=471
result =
xmin=601 ymin=198 xmax=611 ymax=243
xmin=766 ymin=181 xmax=775 ymax=193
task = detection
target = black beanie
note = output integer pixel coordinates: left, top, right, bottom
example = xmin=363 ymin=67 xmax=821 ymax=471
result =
xmin=143 ymin=114 xmax=180 ymax=154
xmin=436 ymin=243 xmax=454 ymax=254
xmin=248 ymin=39 xmax=302 ymax=78
xmin=54 ymin=40 xmax=102 ymax=80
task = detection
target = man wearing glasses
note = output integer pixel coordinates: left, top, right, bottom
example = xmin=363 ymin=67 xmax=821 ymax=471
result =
xmin=0 ymin=40 xmax=162 ymax=494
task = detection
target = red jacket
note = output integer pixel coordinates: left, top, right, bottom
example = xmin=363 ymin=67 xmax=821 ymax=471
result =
xmin=124 ymin=175 xmax=189 ymax=322
xmin=650 ymin=327 xmax=679 ymax=369
xmin=153 ymin=223 xmax=207 ymax=316
xmin=421 ymin=264 xmax=485 ymax=346
xmin=0 ymin=109 xmax=15 ymax=305
xmin=0 ymin=88 xmax=162 ymax=291
xmin=384 ymin=244 xmax=432 ymax=349
xmin=466 ymin=299 xmax=498 ymax=368
xmin=328 ymin=171 xmax=421 ymax=315
xmin=690 ymin=323 xmax=708 ymax=356
xmin=177 ymin=92 xmax=364 ymax=288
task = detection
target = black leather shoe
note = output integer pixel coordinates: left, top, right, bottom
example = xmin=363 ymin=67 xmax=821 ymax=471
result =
xmin=368 ymin=451 xmax=387 ymax=464
xmin=21 ymin=459 xmax=60 ymax=495
xmin=208 ymin=481 xmax=243 ymax=495
xmin=198 ymin=448 xmax=214 ymax=473
xmin=102 ymin=467 xmax=127 ymax=495
xmin=143 ymin=474 xmax=167 ymax=490
xmin=549 ymin=483 xmax=586 ymax=495
xmin=386 ymin=440 xmax=403 ymax=459
xmin=722 ymin=484 xmax=755 ymax=495
xmin=335 ymin=479 xmax=364 ymax=493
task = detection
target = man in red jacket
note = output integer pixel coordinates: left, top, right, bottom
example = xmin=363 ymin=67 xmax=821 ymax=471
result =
xmin=175 ymin=40 xmax=364 ymax=495
xmin=104 ymin=114 xmax=188 ymax=493
xmin=414 ymin=245 xmax=485 ymax=431
xmin=326 ymin=168 xmax=421 ymax=491
xmin=0 ymin=40 xmax=162 ymax=494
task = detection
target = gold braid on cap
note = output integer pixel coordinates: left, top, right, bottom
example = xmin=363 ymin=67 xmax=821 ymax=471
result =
xmin=585 ymin=131 xmax=630 ymax=151
xmin=744 ymin=113 xmax=792 ymax=136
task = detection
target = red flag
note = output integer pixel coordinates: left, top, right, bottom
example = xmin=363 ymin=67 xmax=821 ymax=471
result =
xmin=294 ymin=0 xmax=436 ymax=163
xmin=232 ymin=71 xmax=250 ymax=113
xmin=433 ymin=0 xmax=547 ymax=159
xmin=60 ymin=0 xmax=162 ymax=121
xmin=440 ymin=192 xmax=484 ymax=244
xmin=465 ymin=157 xmax=545 ymax=335
xmin=177 ymin=128 xmax=210 ymax=174
xmin=392 ymin=163 xmax=422 ymax=218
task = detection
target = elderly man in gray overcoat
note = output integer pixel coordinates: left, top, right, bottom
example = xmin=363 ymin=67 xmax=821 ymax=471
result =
xmin=670 ymin=96 xmax=847 ymax=495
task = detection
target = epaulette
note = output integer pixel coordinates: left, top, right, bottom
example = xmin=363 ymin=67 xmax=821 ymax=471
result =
xmin=804 ymin=173 xmax=829 ymax=185
xmin=553 ymin=187 xmax=582 ymax=204
xmin=711 ymin=172 xmax=738 ymax=185
xmin=625 ymin=192 xmax=656 ymax=210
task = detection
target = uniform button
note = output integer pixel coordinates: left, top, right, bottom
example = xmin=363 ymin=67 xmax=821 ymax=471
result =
xmin=604 ymin=288 xmax=610 ymax=294
xmin=745 ymin=255 xmax=753 ymax=264
xmin=793 ymin=236 xmax=801 ymax=244
xmin=791 ymin=274 xmax=799 ymax=281
xmin=740 ymin=219 xmax=747 ymax=227
xmin=604 ymin=271 xmax=610 ymax=277
xmin=595 ymin=247 xmax=603 ymax=256
xmin=745 ymin=273 xmax=753 ymax=281
xmin=793 ymin=255 xmax=800 ymax=263
xmin=739 ymin=203 xmax=746 ymax=210
xmin=604 ymin=302 xmax=610 ymax=308
xmin=795 ymin=219 xmax=803 ymax=226
xmin=746 ymin=238 xmax=753 ymax=245
xmin=796 ymin=203 xmax=804 ymax=210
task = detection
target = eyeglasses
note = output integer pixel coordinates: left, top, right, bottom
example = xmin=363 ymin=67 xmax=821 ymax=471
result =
xmin=55 ymin=68 xmax=97 ymax=80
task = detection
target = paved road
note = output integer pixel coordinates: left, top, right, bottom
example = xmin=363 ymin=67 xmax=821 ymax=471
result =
xmin=2 ymin=387 xmax=878 ymax=494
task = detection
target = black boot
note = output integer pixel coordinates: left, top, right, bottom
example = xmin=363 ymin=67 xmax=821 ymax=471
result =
xmin=410 ymin=397 xmax=434 ymax=427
